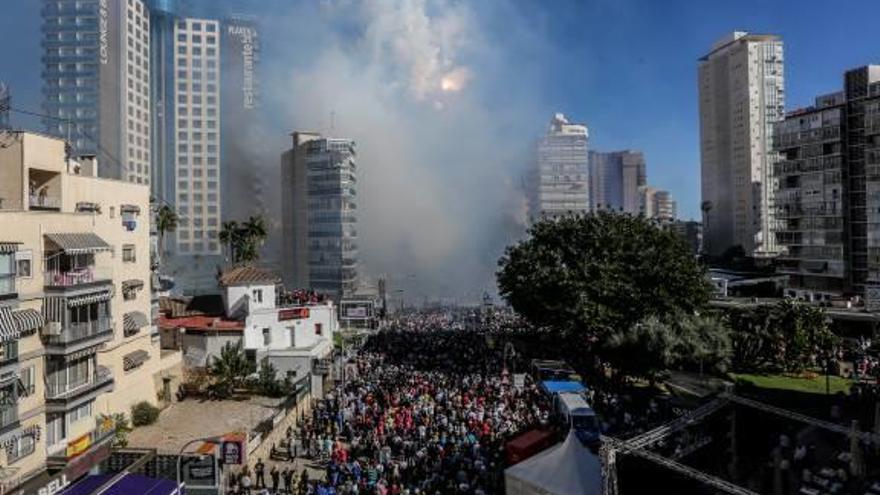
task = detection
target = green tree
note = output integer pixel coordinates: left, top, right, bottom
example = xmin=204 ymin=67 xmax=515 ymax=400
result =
xmin=603 ymin=316 xmax=682 ymax=382
xmin=209 ymin=341 xmax=254 ymax=394
xmin=497 ymin=212 xmax=712 ymax=343
xmin=155 ymin=204 xmax=178 ymax=260
xmin=678 ymin=313 xmax=732 ymax=374
xmin=727 ymin=300 xmax=836 ymax=372
xmin=219 ymin=221 xmax=240 ymax=262
xmin=239 ymin=215 xmax=268 ymax=263
xmin=100 ymin=413 xmax=132 ymax=448
xmin=256 ymin=361 xmax=283 ymax=397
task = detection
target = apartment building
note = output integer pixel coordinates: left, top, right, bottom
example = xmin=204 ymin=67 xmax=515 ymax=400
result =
xmin=699 ymin=32 xmax=785 ymax=257
xmin=0 ymin=132 xmax=180 ymax=492
xmin=774 ymin=66 xmax=880 ymax=305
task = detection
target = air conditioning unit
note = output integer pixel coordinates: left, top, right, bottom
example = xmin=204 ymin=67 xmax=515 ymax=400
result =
xmin=43 ymin=322 xmax=62 ymax=336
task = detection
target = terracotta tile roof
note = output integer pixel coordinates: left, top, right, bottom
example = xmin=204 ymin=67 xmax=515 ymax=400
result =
xmin=218 ymin=265 xmax=280 ymax=287
xmin=159 ymin=314 xmax=244 ymax=332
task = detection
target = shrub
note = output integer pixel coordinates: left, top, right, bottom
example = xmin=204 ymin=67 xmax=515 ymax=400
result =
xmin=131 ymin=401 xmax=160 ymax=426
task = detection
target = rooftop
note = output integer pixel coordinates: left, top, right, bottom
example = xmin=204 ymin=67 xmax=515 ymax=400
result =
xmin=218 ymin=265 xmax=280 ymax=287
xmin=158 ymin=314 xmax=244 ymax=332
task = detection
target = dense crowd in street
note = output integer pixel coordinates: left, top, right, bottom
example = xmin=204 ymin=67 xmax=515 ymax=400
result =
xmin=229 ymin=313 xmax=553 ymax=494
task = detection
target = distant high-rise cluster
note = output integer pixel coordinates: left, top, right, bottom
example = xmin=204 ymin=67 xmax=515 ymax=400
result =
xmin=530 ymin=115 xmax=678 ymax=224
xmin=39 ymin=0 xmax=265 ymax=293
xmin=698 ymin=31 xmax=785 ymax=258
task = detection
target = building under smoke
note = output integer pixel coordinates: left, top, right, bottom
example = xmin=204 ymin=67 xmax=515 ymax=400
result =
xmin=281 ymin=132 xmax=359 ymax=300
xmin=530 ymin=113 xmax=590 ymax=220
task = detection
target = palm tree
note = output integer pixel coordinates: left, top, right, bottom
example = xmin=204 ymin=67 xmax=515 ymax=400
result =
xmin=219 ymin=221 xmax=239 ymax=263
xmin=240 ymin=215 xmax=268 ymax=263
xmin=155 ymin=204 xmax=178 ymax=260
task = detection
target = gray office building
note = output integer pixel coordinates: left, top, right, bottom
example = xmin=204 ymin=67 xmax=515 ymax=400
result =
xmin=281 ymin=133 xmax=359 ymax=299
xmin=588 ymin=150 xmax=645 ymax=213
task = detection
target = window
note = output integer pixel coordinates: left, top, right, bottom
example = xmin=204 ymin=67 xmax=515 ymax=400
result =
xmin=0 ymin=253 xmax=14 ymax=295
xmin=46 ymin=414 xmax=64 ymax=448
xmin=8 ymin=433 xmax=36 ymax=463
xmin=262 ymin=328 xmax=271 ymax=346
xmin=253 ymin=289 xmax=263 ymax=303
xmin=315 ymin=323 xmax=323 ymax=336
xmin=122 ymin=244 xmax=136 ymax=263
xmin=67 ymin=400 xmax=92 ymax=426
xmin=15 ymin=250 xmax=32 ymax=278
xmin=20 ymin=365 xmax=35 ymax=397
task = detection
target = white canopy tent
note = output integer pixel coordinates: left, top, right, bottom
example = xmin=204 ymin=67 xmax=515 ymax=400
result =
xmin=504 ymin=431 xmax=603 ymax=495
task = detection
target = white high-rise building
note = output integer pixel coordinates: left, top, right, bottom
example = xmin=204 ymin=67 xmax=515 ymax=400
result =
xmin=698 ymin=31 xmax=785 ymax=257
xmin=41 ymin=0 xmax=151 ymax=184
xmin=172 ymin=18 xmax=222 ymax=258
xmin=530 ymin=113 xmax=590 ymax=219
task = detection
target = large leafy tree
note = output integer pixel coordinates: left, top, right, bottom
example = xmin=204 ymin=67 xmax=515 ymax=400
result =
xmin=497 ymin=212 xmax=712 ymax=343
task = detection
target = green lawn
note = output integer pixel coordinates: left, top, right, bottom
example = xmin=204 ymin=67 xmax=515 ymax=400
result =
xmin=730 ymin=372 xmax=853 ymax=395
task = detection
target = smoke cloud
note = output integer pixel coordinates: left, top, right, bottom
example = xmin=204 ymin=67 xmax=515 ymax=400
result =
xmin=240 ymin=0 xmax=550 ymax=302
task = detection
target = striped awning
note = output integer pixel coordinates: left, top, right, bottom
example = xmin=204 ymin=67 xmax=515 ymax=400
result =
xmin=123 ymin=311 xmax=149 ymax=332
xmin=0 ymin=307 xmax=20 ymax=343
xmin=44 ymin=233 xmax=111 ymax=254
xmin=75 ymin=202 xmax=100 ymax=213
xmin=11 ymin=309 xmax=44 ymax=334
xmin=42 ymin=297 xmax=65 ymax=323
xmin=67 ymin=291 xmax=112 ymax=307
xmin=0 ymin=242 xmax=21 ymax=253
xmin=122 ymin=350 xmax=149 ymax=371
xmin=120 ymin=204 xmax=141 ymax=214
xmin=122 ymin=279 xmax=144 ymax=292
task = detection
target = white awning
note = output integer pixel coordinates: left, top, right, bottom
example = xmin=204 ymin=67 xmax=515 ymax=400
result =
xmin=67 ymin=291 xmax=112 ymax=307
xmin=11 ymin=309 xmax=44 ymax=334
xmin=0 ymin=307 xmax=20 ymax=343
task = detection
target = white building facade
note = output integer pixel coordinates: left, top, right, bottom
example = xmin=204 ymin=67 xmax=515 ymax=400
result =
xmin=699 ymin=31 xmax=785 ymax=257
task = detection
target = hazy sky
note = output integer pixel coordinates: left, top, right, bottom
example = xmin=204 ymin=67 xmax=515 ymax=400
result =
xmin=4 ymin=0 xmax=880 ymax=300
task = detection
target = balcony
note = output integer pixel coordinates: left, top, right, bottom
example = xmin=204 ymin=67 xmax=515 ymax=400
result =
xmin=46 ymin=421 xmax=116 ymax=467
xmin=44 ymin=267 xmax=112 ymax=289
xmin=0 ymin=341 xmax=19 ymax=373
xmin=28 ymin=195 xmax=61 ymax=211
xmin=45 ymin=366 xmax=114 ymax=412
xmin=43 ymin=318 xmax=113 ymax=354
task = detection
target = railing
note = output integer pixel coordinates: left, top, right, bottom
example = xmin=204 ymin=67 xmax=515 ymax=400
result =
xmin=46 ymin=423 xmax=116 ymax=461
xmin=46 ymin=366 xmax=113 ymax=400
xmin=44 ymin=267 xmax=112 ymax=287
xmin=29 ymin=195 xmax=61 ymax=210
xmin=45 ymin=318 xmax=112 ymax=346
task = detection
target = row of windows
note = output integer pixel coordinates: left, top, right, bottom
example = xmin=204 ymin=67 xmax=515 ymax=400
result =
xmin=177 ymin=144 xmax=219 ymax=154
xmin=178 ymin=21 xmax=217 ymax=32
xmin=176 ymin=46 xmax=218 ymax=57
xmin=177 ymin=119 xmax=218 ymax=129
xmin=176 ymin=70 xmax=218 ymax=81
xmin=177 ymin=33 xmax=217 ymax=45
xmin=177 ymin=242 xmax=220 ymax=253
xmin=175 ymin=94 xmax=218 ymax=105
xmin=177 ymin=132 xmax=218 ymax=142
xmin=178 ymin=157 xmax=219 ymax=167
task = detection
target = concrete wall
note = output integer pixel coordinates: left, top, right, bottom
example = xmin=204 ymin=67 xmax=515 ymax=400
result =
xmin=243 ymin=304 xmax=336 ymax=351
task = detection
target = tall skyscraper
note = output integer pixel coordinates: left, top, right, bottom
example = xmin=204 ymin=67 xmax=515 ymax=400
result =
xmin=588 ymin=150 xmax=645 ymax=213
xmin=281 ymin=133 xmax=359 ymax=299
xmin=41 ymin=0 xmax=152 ymax=183
xmin=774 ymin=66 xmax=880 ymax=304
xmin=147 ymin=0 xmax=225 ymax=293
xmin=530 ymin=113 xmax=590 ymax=219
xmin=699 ymin=31 xmax=785 ymax=257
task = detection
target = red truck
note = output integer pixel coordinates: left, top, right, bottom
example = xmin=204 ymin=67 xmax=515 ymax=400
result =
xmin=505 ymin=429 xmax=556 ymax=465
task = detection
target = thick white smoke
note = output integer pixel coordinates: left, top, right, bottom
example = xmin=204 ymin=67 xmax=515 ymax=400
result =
xmin=249 ymin=0 xmax=546 ymax=302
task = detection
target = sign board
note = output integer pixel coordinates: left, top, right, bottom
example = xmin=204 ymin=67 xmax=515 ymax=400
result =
xmin=221 ymin=433 xmax=247 ymax=466
xmin=279 ymin=308 xmax=309 ymax=321
xmin=344 ymin=307 xmax=368 ymax=318
xmin=513 ymin=373 xmax=526 ymax=390
xmin=66 ymin=434 xmax=91 ymax=459
xmin=181 ymin=455 xmax=219 ymax=488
